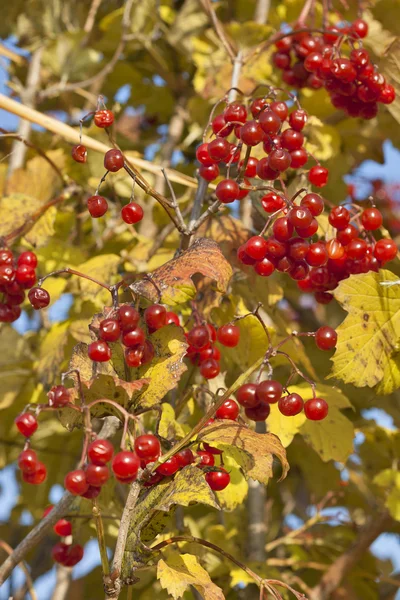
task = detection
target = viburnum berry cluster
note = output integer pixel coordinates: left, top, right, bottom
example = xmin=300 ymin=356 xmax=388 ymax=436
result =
xmin=0 ymin=249 xmax=42 ymax=322
xmin=42 ymin=506 xmax=83 ymax=568
xmin=186 ymin=321 xmax=240 ymax=379
xmin=272 ymin=19 xmax=395 ymax=118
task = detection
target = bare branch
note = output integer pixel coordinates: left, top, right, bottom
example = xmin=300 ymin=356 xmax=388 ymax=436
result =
xmin=254 ymin=0 xmax=271 ymax=24
xmin=51 ymin=565 xmax=72 ymax=600
xmin=199 ymin=0 xmax=236 ymax=61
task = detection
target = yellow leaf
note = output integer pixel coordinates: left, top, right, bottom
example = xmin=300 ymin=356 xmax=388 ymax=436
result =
xmin=380 ymin=38 xmax=400 ymax=124
xmin=76 ymin=254 xmax=120 ymax=298
xmin=154 ymin=465 xmax=220 ymax=512
xmin=213 ymin=455 xmax=248 ymax=510
xmin=373 ymin=469 xmax=400 ymax=521
xmin=158 ymin=403 xmax=186 ymax=439
xmin=157 ymin=552 xmax=225 ymax=600
xmin=198 ymin=421 xmax=289 ymax=483
xmin=0 ymin=327 xmax=32 ymax=410
xmin=24 ymin=205 xmax=57 ymax=247
xmin=300 ymin=408 xmax=354 ymax=463
xmin=7 ymin=151 xmax=65 ymax=203
xmin=330 ymin=270 xmax=400 ymax=393
xmin=37 ymin=322 xmax=70 ymax=386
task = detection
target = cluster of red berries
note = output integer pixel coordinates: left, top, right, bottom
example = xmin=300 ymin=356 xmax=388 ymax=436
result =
xmin=186 ymin=322 xmax=240 ymax=379
xmin=238 ymin=195 xmax=397 ymax=303
xmin=272 ymin=20 xmax=395 ymax=118
xmin=42 ymin=506 xmax=84 ymax=568
xmin=88 ymin=303 xmax=180 ymax=368
xmin=71 ymin=108 xmax=145 ymax=226
xmin=0 ymin=249 xmax=43 ymax=322
xmin=197 ymin=99 xmax=327 ymax=189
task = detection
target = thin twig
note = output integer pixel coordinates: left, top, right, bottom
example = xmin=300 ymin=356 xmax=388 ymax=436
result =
xmin=199 ymin=0 xmax=236 ymax=61
xmin=0 ymin=540 xmax=37 ymax=600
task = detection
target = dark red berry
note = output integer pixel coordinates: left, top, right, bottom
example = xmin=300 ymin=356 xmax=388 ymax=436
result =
xmin=176 ymin=448 xmax=195 ymax=468
xmin=18 ymin=449 xmax=38 ymax=473
xmin=99 ymin=318 xmax=121 ymax=342
xmin=216 ymin=399 xmax=239 ymax=420
xmin=48 ymin=385 xmax=70 ymax=408
xmin=135 ymin=434 xmax=161 ymax=459
xmin=85 ymin=464 xmax=110 ymax=486
xmin=122 ymin=327 xmax=145 ymax=348
xmin=71 ymin=144 xmax=87 ymax=163
xmin=245 ymin=402 xmax=271 ymax=421
xmin=87 ymin=195 xmax=108 ymax=218
xmin=15 ymin=265 xmax=36 ymax=289
xmin=88 ymin=340 xmax=111 ymax=362
xmin=104 ymin=149 xmax=124 ymax=172
xmin=196 ymin=450 xmax=215 ymax=467
xmin=118 ymin=305 xmax=140 ymax=331
xmin=156 ymin=455 xmax=180 ymax=476
xmin=187 ymin=325 xmax=210 ymax=350
xmin=315 ymin=326 xmax=337 ymax=350
xmin=121 ymin=202 xmax=144 ymax=224
xmin=329 ymin=206 xmax=350 ymax=230
xmin=308 ymin=166 xmax=328 ymax=187
xmin=18 ymin=251 xmax=37 ymax=268
xmin=236 ymin=384 xmax=259 ymax=408
xmin=256 ymin=380 xmax=282 ymax=404
xmin=200 ymin=358 xmax=220 ymax=379
xmin=361 ymin=208 xmax=383 ymax=231
xmin=278 ymin=393 xmax=304 ymax=416
xmin=304 ymin=397 xmax=329 ymax=420
xmin=215 ymin=179 xmax=240 ymax=204
xmin=144 ymin=304 xmax=166 ymax=330
xmin=373 ymin=239 xmax=397 ymax=263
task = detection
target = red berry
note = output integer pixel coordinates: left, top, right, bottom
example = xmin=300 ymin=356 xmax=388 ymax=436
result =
xmin=245 ymin=402 xmax=271 ymax=421
xmin=141 ymin=340 xmax=155 ymax=365
xmin=18 ymin=449 xmax=38 ymax=473
xmin=81 ymin=485 xmax=102 ymax=498
xmin=156 ymin=455 xmax=180 ymax=476
xmin=18 ymin=251 xmax=37 ymax=268
xmin=328 ymin=206 xmax=350 ymax=230
xmin=205 ymin=468 xmax=230 ymax=491
xmin=256 ymin=380 xmax=282 ymax=404
xmin=289 ymin=109 xmax=308 ymax=130
xmin=244 ymin=236 xmax=268 ymax=260
xmin=53 ymin=519 xmax=72 ymax=537
xmin=135 ymin=434 xmax=161 ymax=459
xmin=306 ymin=242 xmax=328 ymax=267
xmin=288 ymin=206 xmax=313 ymax=229
xmin=118 ymin=305 xmax=140 ymax=331
xmin=71 ymin=144 xmax=87 ymax=163
xmin=268 ymin=148 xmax=291 ymax=172
xmin=104 ymin=148 xmax=124 ymax=172
xmin=63 ymin=544 xmax=84 ymax=567
xmin=65 ymin=470 xmax=89 ymax=495
xmin=236 ymin=383 xmax=259 ymax=408
xmin=0 ymin=265 xmax=15 ymax=285
xmin=211 ymin=114 xmax=233 ymax=137
xmin=215 ymin=179 xmax=240 ymax=204
xmin=271 ymin=100 xmax=289 ymax=121
xmin=122 ymin=327 xmax=146 ymax=348
xmin=98 ymin=318 xmax=121 ymax=342
xmin=346 ymin=238 xmax=367 ymax=260
xmin=88 ymin=439 xmax=114 ymax=465
xmin=165 ymin=311 xmax=180 ymax=326
xmin=52 ymin=542 xmax=69 ymax=564
xmin=259 ymin=110 xmax=282 ymax=135
xmin=144 ymin=304 xmax=166 ymax=330
xmin=217 ymin=324 xmax=240 ymax=347
xmin=239 ymin=156 xmax=258 ymax=177
xmin=0 ymin=249 xmax=13 ymax=264
xmin=208 ymin=138 xmax=230 ymax=161
xmin=337 ymin=225 xmax=358 ymax=246
xmin=94 ymin=109 xmax=114 ymax=128
xmin=199 ymin=164 xmax=219 ymax=181
xmin=288 ymin=238 xmax=309 ymax=261
xmin=216 ymin=399 xmax=239 ymax=420
xmin=88 ymin=340 xmax=111 ymax=362
xmin=176 ymin=448 xmax=195 ymax=468
xmin=125 ymin=345 xmax=144 ymax=368
xmin=273 ymin=217 xmax=294 ymax=242
xmin=261 ymin=192 xmax=286 ymax=213
xmin=350 ymin=18 xmax=368 ymax=39
xmin=85 ymin=464 xmax=110 ymax=487
xmin=304 ymin=397 xmax=329 ymax=420
xmin=15 ymin=413 xmax=38 ymax=437
xmin=15 ymin=265 xmax=36 ymax=289
xmin=196 ymin=143 xmax=214 ymax=166
xmin=308 ymin=165 xmax=329 ymax=187
xmin=373 ymin=239 xmax=397 ymax=264
xmin=87 ymin=195 xmax=108 ymax=218
xmin=121 ymin=202 xmax=144 ymax=224
xmin=290 ymin=148 xmax=308 ymax=168
xmin=379 ymin=84 xmax=395 ymax=104
xmin=48 ymin=385 xmax=70 ymax=407
xmin=187 ymin=325 xmax=210 ymax=350
xmin=199 ymin=345 xmax=221 ymax=362
xmin=22 ymin=462 xmax=46 ymax=484
xmin=361 ymin=208 xmax=383 ymax=231
xmin=254 ymin=257 xmax=275 ymax=276
xmin=200 ymin=358 xmax=220 ymax=379
xmin=278 ymin=393 xmax=304 ymax=416
xmin=196 ymin=450 xmax=215 ymax=467
xmin=281 ymin=129 xmax=304 ymax=151
xmin=240 ymin=120 xmax=264 ymax=146
xmin=315 ymin=326 xmax=337 ymax=350
xmin=112 ymin=451 xmax=140 ymax=480
xmin=223 ymin=103 xmax=247 ymax=123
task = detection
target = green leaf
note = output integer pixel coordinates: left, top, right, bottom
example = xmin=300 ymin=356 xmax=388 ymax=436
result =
xmin=198 ymin=421 xmax=289 ymax=483
xmin=157 ymin=552 xmax=225 ymax=600
xmin=330 ymin=270 xmax=400 ymax=394
xmin=373 ymin=469 xmax=400 ymax=520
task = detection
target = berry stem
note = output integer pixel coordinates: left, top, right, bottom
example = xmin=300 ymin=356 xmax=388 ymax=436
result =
xmin=276 ymin=350 xmax=317 ymax=397
xmin=38 ymin=267 xmax=114 ymax=292
xmin=92 ymin=499 xmax=110 ymax=577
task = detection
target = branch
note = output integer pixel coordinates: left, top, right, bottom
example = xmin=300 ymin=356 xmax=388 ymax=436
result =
xmin=199 ymin=0 xmax=236 ymax=61
xmin=254 ymin=0 xmax=271 ymax=24
xmin=0 ymin=93 xmax=197 ymax=189
xmin=51 ymin=565 xmax=72 ymax=600
xmin=104 ymin=482 xmax=141 ymax=600
xmin=310 ymin=511 xmax=390 ymax=600
xmin=0 ymin=540 xmax=37 ymax=600
xmin=0 ymin=492 xmax=74 ymax=586
xmin=246 ymin=421 xmax=267 ymax=562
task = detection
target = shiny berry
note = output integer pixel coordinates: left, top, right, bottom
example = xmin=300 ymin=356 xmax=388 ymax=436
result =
xmin=244 ymin=236 xmax=267 ymax=260
xmin=240 ymin=120 xmax=264 ymax=146
xmin=350 ymin=19 xmax=368 ymax=39
xmin=245 ymin=402 xmax=271 ymax=421
xmin=215 ymin=179 xmax=239 ymax=204
xmin=308 ymin=166 xmax=328 ymax=187
xmin=0 ymin=249 xmax=13 ymax=264
xmin=18 ymin=449 xmax=38 ymax=473
xmin=315 ymin=326 xmax=337 ymax=350
xmin=71 ymin=144 xmax=87 ymax=163
xmin=373 ymin=239 xmax=397 ymax=263
xmin=104 ymin=149 xmax=124 ymax=172
xmin=64 ymin=470 xmax=89 ymax=495
xmin=144 ymin=304 xmax=166 ymax=330
xmin=329 ymin=206 xmax=350 ymax=230
xmin=200 ymin=358 xmax=220 ymax=379
xmin=87 ymin=195 xmax=108 ymax=218
xmin=236 ymin=383 xmax=259 ymax=408
xmin=99 ymin=318 xmax=121 ymax=342
xmin=289 ymin=109 xmax=308 ymax=130
xmin=48 ymin=385 xmax=70 ymax=407
xmin=135 ymin=434 xmax=161 ymax=459
xmin=156 ymin=455 xmax=180 ymax=476
xmin=63 ymin=544 xmax=84 ymax=567
xmin=217 ymin=324 xmax=240 ymax=347
xmin=206 ymin=468 xmax=230 ymax=491
xmin=196 ymin=450 xmax=215 ymax=467
xmin=85 ymin=464 xmax=110 ymax=487
xmin=94 ymin=109 xmax=114 ymax=128
xmin=122 ymin=327 xmax=145 ymax=348
xmin=88 ymin=439 xmax=114 ymax=465
xmin=15 ymin=265 xmax=36 ymax=288
xmin=112 ymin=451 xmax=140 ymax=479
xmin=208 ymin=138 xmax=230 ymax=161
xmin=121 ymin=202 xmax=143 ymax=224
xmin=176 ymin=448 xmax=195 ymax=468
xmin=361 ymin=208 xmax=383 ymax=231
xmin=199 ymin=164 xmax=219 ymax=181
xmin=278 ymin=393 xmax=304 ymax=416
xmin=187 ymin=325 xmax=210 ymax=350
xmin=88 ymin=340 xmax=111 ymax=362
xmin=256 ymin=380 xmax=282 ymax=404
xmin=15 ymin=413 xmax=38 ymax=437
xmin=118 ymin=305 xmax=140 ymax=331
xmin=306 ymin=242 xmax=328 ymax=267
xmin=18 ymin=251 xmax=37 ymax=268
xmin=53 ymin=519 xmax=72 ymax=537
xmin=216 ymin=399 xmax=239 ymax=420
xmin=304 ymin=397 xmax=329 ymax=420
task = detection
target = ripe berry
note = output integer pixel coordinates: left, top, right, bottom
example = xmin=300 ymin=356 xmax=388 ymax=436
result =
xmin=125 ymin=345 xmax=144 ymax=367
xmin=306 ymin=242 xmax=328 ymax=267
xmin=112 ymin=451 xmax=140 ymax=480
xmin=121 ymin=202 xmax=144 ymax=224
xmin=156 ymin=455 xmax=180 ymax=476
xmin=53 ymin=519 xmax=72 ymax=537
xmin=278 ymin=393 xmax=304 ymax=416
xmin=0 ymin=265 xmax=15 ymax=285
xmin=165 ymin=311 xmax=180 ymax=326
xmin=256 ymin=380 xmax=282 ymax=404
xmin=118 ymin=305 xmax=140 ymax=331
xmin=271 ymin=100 xmax=289 ymax=121
xmin=94 ymin=109 xmax=114 ymax=128
xmin=141 ymin=340 xmax=155 ymax=365
xmin=361 ymin=208 xmax=383 ymax=231
xmin=308 ymin=165 xmax=329 ymax=187
xmin=300 ymin=193 xmax=324 ymax=216
xmin=337 ymin=225 xmax=358 ymax=246
xmin=15 ymin=413 xmax=38 ymax=437
xmin=144 ymin=304 xmax=166 ymax=330
xmin=328 ymin=206 xmax=350 ymax=230
xmin=211 ymin=114 xmax=233 ymax=137
xmin=48 ymin=385 xmax=70 ymax=407
xmin=346 ymin=238 xmax=367 ymax=260
xmin=88 ymin=439 xmax=114 ymax=465
xmin=315 ymin=326 xmax=337 ymax=350
xmin=200 ymin=358 xmax=220 ymax=379
xmin=205 ymin=468 xmax=230 ymax=491
xmin=217 ymin=324 xmax=240 ymax=347
xmin=373 ymin=239 xmax=397 ymax=264
xmin=18 ymin=449 xmax=38 ymax=473
xmin=15 ymin=265 xmax=36 ymax=289
xmin=289 ymin=109 xmax=308 ymax=130
xmin=52 ymin=542 xmax=69 ymax=564
xmin=88 ymin=340 xmax=111 ymax=362
xmin=326 ymin=239 xmax=345 ymax=260
xmin=240 ymin=120 xmax=264 ymax=146
xmin=255 ymin=257 xmax=275 ymax=276
xmin=236 ymin=384 xmax=259 ymax=408
xmin=244 ymin=236 xmax=267 ymax=260
xmin=273 ymin=217 xmax=294 ymax=242
xmin=223 ymin=103 xmax=247 ymax=123
xmin=187 ymin=325 xmax=210 ymax=350
xmin=215 ymin=179 xmax=239 ymax=204
xmin=135 ymin=434 xmax=161 ymax=459
xmin=199 ymin=345 xmax=221 ymax=362
xmin=18 ymin=251 xmax=37 ymax=268
xmin=63 ymin=544 xmax=84 ymax=567
xmin=0 ymin=249 xmax=13 ymax=264
xmin=196 ymin=143 xmax=214 ymax=166
xmin=199 ymin=164 xmax=219 ymax=181
xmin=288 ymin=206 xmax=313 ymax=229
xmin=85 ymin=464 xmax=110 ymax=486
xmin=104 ymin=149 xmax=124 ymax=172
xmin=64 ymin=470 xmax=89 ymax=495
xmin=239 ymin=156 xmax=258 ymax=177
xmin=304 ymin=397 xmax=329 ymax=420
xmin=71 ymin=144 xmax=87 ymax=163
xmin=268 ymin=148 xmax=291 ymax=172
xmin=216 ymin=399 xmax=239 ymax=420
xmin=208 ymin=138 xmax=230 ymax=161
xmin=82 ymin=485 xmax=101 ymax=498
xmin=261 ymin=192 xmax=286 ymax=213
xmin=290 ymin=148 xmax=308 ymax=168
xmin=245 ymin=402 xmax=271 ymax=421
xmin=176 ymin=448 xmax=195 ymax=468
xmin=288 ymin=238 xmax=309 ymax=261
xmin=99 ymin=318 xmax=121 ymax=342
xmin=281 ymin=129 xmax=304 ymax=151
xmin=259 ymin=110 xmax=281 ymax=135
xmin=196 ymin=450 xmax=215 ymax=467
xmin=122 ymin=327 xmax=145 ymax=348
xmin=87 ymin=195 xmax=108 ymax=218
xmin=350 ymin=18 xmax=368 ymax=39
